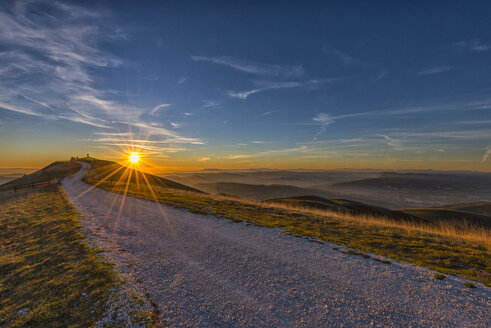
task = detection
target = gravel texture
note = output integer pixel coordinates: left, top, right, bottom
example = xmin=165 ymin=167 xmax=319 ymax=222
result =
xmin=62 ymin=163 xmax=490 ymax=328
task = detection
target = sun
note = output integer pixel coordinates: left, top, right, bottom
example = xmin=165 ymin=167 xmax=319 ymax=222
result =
xmin=129 ymin=153 xmax=140 ymax=163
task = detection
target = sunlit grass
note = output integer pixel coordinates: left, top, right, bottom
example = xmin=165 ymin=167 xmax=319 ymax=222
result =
xmin=260 ymin=200 xmax=491 ymax=245
xmin=0 ymin=185 xmax=116 ymax=327
xmin=85 ymin=167 xmax=490 ymax=286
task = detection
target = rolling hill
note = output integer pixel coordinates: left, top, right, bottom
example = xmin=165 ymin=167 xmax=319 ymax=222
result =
xmin=441 ymin=202 xmax=491 ymax=217
xmin=399 ymin=208 xmax=491 ymax=228
xmin=331 ymin=172 xmax=491 ymax=193
xmin=263 ymin=195 xmax=424 ymax=223
xmin=0 ymin=158 xmax=202 ymax=195
xmin=0 ymin=161 xmax=81 ymax=192
xmin=195 ymin=182 xmax=333 ymax=201
xmin=263 ymin=195 xmax=491 ymax=229
xmin=84 ymin=158 xmax=203 ymax=193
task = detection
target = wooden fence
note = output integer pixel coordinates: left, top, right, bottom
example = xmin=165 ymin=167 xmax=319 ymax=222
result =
xmin=14 ymin=180 xmax=52 ymax=192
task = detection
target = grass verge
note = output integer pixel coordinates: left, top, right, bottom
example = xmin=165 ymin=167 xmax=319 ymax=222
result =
xmin=0 ymin=185 xmax=116 ymax=327
xmin=86 ymin=169 xmax=490 ymax=287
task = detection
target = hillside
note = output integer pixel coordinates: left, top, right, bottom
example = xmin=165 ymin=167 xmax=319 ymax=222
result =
xmin=399 ymin=208 xmax=491 ymax=228
xmin=441 ymin=202 xmax=491 ymax=217
xmin=0 ymin=161 xmax=81 ymax=192
xmin=263 ymin=195 xmax=425 ymax=224
xmin=84 ymin=158 xmax=203 ymax=194
xmin=166 ymin=169 xmax=382 ymax=188
xmin=195 ymin=182 xmax=332 ymax=201
xmin=263 ymin=195 xmax=491 ymax=229
xmin=332 ymin=172 xmax=491 ymax=193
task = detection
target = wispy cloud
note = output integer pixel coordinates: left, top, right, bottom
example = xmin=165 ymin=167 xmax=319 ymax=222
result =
xmin=312 ymin=112 xmax=334 ymax=139
xmin=417 ymin=66 xmax=453 ymax=76
xmin=0 ymin=1 xmax=202 ymax=149
xmin=202 ymin=99 xmax=221 ymax=108
xmin=310 ymin=97 xmax=491 ymax=128
xmin=257 ymin=111 xmax=276 ymax=118
xmin=482 ymin=148 xmax=491 ymax=162
xmin=453 ymin=119 xmax=491 ymax=125
xmin=198 ymin=157 xmax=211 ymax=162
xmin=178 ymin=77 xmax=186 ymax=84
xmin=227 ymin=146 xmax=308 ymax=160
xmin=380 ymin=135 xmax=403 ymax=150
xmin=91 ymin=133 xmax=195 ymax=154
xmin=313 ymin=113 xmax=334 ymax=125
xmin=453 ymin=39 xmax=491 ymax=52
xmin=391 ymin=130 xmax=491 ymax=139
xmin=151 ymin=103 xmax=172 ymax=115
xmin=75 ymin=95 xmax=124 ymax=112
xmin=190 ymin=55 xmax=304 ymax=77
xmin=225 ymin=132 xmax=485 ymax=163
xmin=227 ymin=79 xmax=335 ymax=100
xmin=0 ymin=102 xmax=48 ymax=118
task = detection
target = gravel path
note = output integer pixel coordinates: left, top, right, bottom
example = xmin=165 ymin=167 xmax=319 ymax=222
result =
xmin=62 ymin=163 xmax=490 ymax=327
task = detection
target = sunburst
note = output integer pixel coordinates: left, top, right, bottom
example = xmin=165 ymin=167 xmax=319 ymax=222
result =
xmin=129 ymin=152 xmax=140 ymax=163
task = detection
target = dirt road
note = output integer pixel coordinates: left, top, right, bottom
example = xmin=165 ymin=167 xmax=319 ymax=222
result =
xmin=62 ymin=163 xmax=490 ymax=327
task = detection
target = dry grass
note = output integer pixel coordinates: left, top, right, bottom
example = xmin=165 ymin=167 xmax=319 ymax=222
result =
xmin=278 ymin=207 xmax=489 ymax=244
xmin=0 ymin=185 xmax=116 ymax=327
xmin=212 ymin=194 xmax=490 ymax=245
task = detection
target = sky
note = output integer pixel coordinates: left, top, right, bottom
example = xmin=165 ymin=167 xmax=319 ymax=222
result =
xmin=0 ymin=1 xmax=490 ymax=172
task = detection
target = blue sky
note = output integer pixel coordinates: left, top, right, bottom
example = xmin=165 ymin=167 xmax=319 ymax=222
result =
xmin=0 ymin=1 xmax=490 ymax=170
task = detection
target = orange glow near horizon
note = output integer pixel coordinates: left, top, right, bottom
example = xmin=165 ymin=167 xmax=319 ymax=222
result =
xmin=2 ymin=128 xmax=490 ymax=172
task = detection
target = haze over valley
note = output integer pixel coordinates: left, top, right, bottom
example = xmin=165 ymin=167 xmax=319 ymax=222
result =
xmin=165 ymin=169 xmax=491 ymax=208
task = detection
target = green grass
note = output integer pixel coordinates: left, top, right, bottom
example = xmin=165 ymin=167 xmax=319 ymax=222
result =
xmin=0 ymin=185 xmax=116 ymax=327
xmin=86 ymin=173 xmax=490 ymax=287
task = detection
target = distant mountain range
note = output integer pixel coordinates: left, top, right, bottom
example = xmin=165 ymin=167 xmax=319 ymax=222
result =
xmin=165 ymin=169 xmax=491 ymax=209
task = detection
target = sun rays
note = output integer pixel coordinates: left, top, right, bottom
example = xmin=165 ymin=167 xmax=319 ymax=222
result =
xmin=129 ymin=153 xmax=140 ymax=163
xmin=70 ymin=130 xmax=176 ymax=236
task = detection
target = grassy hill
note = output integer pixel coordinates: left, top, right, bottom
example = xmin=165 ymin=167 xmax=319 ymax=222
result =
xmin=441 ymin=202 xmax=491 ymax=217
xmin=263 ymin=195 xmax=424 ymax=224
xmin=399 ymin=208 xmax=491 ymax=228
xmin=0 ymin=161 xmax=81 ymax=192
xmin=0 ymin=160 xmax=160 ymax=327
xmin=263 ymin=195 xmax=491 ymax=229
xmin=0 ymin=183 xmax=116 ymax=326
xmin=83 ymin=158 xmax=202 ymax=193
